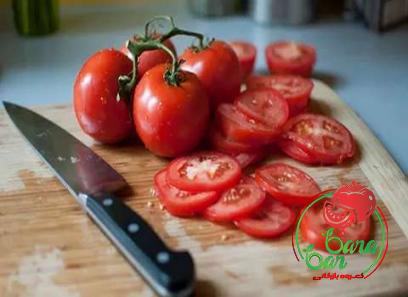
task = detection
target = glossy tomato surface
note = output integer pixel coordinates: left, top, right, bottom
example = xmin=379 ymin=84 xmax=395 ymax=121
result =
xmin=181 ymin=40 xmax=241 ymax=109
xmin=73 ymin=49 xmax=133 ymax=144
xmin=301 ymin=201 xmax=371 ymax=252
xmin=121 ymin=36 xmax=176 ymax=78
xmin=246 ymin=74 xmax=313 ymax=116
xmin=133 ymin=64 xmax=210 ymax=157
xmin=255 ymin=163 xmax=321 ymax=207
xmin=203 ymin=176 xmax=266 ymax=222
xmin=235 ymin=198 xmax=296 ymax=238
xmin=167 ymin=152 xmax=241 ymax=192
xmin=154 ymin=168 xmax=220 ymax=217
xmin=229 ymin=40 xmax=257 ymax=81
xmin=282 ymin=113 xmax=355 ymax=164
xmin=235 ymin=89 xmax=289 ymax=129
xmin=265 ymin=41 xmax=316 ymax=77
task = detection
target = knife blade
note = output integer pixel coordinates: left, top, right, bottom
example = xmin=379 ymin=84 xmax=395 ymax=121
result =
xmin=3 ymin=101 xmax=195 ymax=297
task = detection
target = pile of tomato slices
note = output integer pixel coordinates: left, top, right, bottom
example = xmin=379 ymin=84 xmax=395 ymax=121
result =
xmin=154 ymin=152 xmax=323 ymax=239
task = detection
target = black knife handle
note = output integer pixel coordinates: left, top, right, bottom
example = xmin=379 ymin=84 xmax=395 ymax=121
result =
xmin=83 ymin=193 xmax=195 ymax=297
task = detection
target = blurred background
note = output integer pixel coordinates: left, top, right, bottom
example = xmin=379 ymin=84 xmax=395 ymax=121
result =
xmin=0 ymin=0 xmax=407 ymax=173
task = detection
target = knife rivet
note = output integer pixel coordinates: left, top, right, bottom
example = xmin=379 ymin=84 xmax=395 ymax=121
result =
xmin=103 ymin=198 xmax=113 ymax=206
xmin=157 ymin=252 xmax=170 ymax=264
xmin=128 ymin=223 xmax=140 ymax=233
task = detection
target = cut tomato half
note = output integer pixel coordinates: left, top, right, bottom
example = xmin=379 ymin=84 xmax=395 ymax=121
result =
xmin=229 ymin=41 xmax=257 ymax=81
xmin=265 ymin=41 xmax=316 ymax=77
xmin=278 ymin=139 xmax=317 ymax=165
xmin=203 ymin=176 xmax=266 ymax=222
xmin=255 ymin=163 xmax=321 ymax=207
xmin=282 ymin=113 xmax=355 ymax=164
xmin=301 ymin=201 xmax=371 ymax=252
xmin=246 ymin=74 xmax=313 ymax=116
xmin=154 ymin=168 xmax=220 ymax=217
xmin=167 ymin=151 xmax=241 ymax=192
xmin=217 ymin=103 xmax=281 ymax=144
xmin=235 ymin=89 xmax=289 ymax=129
xmin=235 ymin=198 xmax=296 ymax=238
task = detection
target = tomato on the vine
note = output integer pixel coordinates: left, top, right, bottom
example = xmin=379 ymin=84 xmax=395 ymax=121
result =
xmin=133 ymin=64 xmax=210 ymax=157
xmin=121 ymin=35 xmax=176 ymax=79
xmin=181 ymin=40 xmax=241 ymax=109
xmin=73 ymin=49 xmax=133 ymax=144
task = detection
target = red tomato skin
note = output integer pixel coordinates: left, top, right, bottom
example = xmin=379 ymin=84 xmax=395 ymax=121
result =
xmin=265 ymin=41 xmax=316 ymax=77
xmin=181 ymin=40 xmax=241 ymax=109
xmin=154 ymin=168 xmax=220 ymax=217
xmin=278 ymin=139 xmax=318 ymax=165
xmin=133 ymin=64 xmax=210 ymax=157
xmin=230 ymin=150 xmax=267 ymax=169
xmin=216 ymin=104 xmax=279 ymax=145
xmin=255 ymin=163 xmax=321 ymax=207
xmin=73 ymin=49 xmax=133 ymax=144
xmin=229 ymin=41 xmax=257 ymax=81
xmin=246 ymin=74 xmax=313 ymax=116
xmin=209 ymin=127 xmax=262 ymax=154
xmin=121 ymin=37 xmax=176 ymax=78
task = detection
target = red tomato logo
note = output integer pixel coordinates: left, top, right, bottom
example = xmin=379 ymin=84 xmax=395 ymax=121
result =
xmin=323 ymin=181 xmax=376 ymax=231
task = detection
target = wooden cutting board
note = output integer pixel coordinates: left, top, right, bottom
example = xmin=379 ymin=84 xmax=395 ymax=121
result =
xmin=1 ymin=80 xmax=408 ymax=297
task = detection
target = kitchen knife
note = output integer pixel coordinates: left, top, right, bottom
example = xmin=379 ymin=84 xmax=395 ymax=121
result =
xmin=3 ymin=101 xmax=195 ymax=297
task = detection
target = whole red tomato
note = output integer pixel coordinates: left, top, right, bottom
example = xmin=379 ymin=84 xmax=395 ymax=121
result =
xmin=180 ymin=40 xmax=241 ymax=109
xmin=73 ymin=49 xmax=133 ymax=144
xmin=121 ymin=36 xmax=176 ymax=78
xmin=133 ymin=64 xmax=210 ymax=157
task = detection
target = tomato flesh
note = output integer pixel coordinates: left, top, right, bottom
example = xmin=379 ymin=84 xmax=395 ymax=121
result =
xmin=209 ymin=127 xmax=261 ymax=154
xmin=282 ymin=113 xmax=355 ymax=164
xmin=229 ymin=41 xmax=257 ymax=81
xmin=230 ymin=151 xmax=267 ymax=169
xmin=265 ymin=41 xmax=316 ymax=77
xmin=255 ymin=163 xmax=320 ymax=207
xmin=246 ymin=74 xmax=313 ymax=116
xmin=235 ymin=198 xmax=296 ymax=238
xmin=278 ymin=139 xmax=317 ymax=165
xmin=235 ymin=89 xmax=289 ymax=129
xmin=301 ymin=201 xmax=371 ymax=252
xmin=203 ymin=176 xmax=266 ymax=222
xmin=154 ymin=168 xmax=219 ymax=217
xmin=217 ymin=104 xmax=280 ymax=144
xmin=167 ymin=152 xmax=242 ymax=192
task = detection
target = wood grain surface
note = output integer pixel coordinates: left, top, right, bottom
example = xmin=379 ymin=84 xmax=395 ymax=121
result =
xmin=1 ymin=80 xmax=408 ymax=297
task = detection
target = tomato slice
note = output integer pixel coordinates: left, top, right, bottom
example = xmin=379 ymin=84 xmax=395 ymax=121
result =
xmin=209 ymin=126 xmax=261 ymax=154
xmin=278 ymin=139 xmax=317 ymax=165
xmin=230 ymin=151 xmax=267 ymax=169
xmin=217 ymin=103 xmax=280 ymax=144
xmin=301 ymin=201 xmax=371 ymax=252
xmin=255 ymin=163 xmax=321 ymax=207
xmin=282 ymin=113 xmax=355 ymax=164
xmin=235 ymin=198 xmax=296 ymax=238
xmin=229 ymin=41 xmax=257 ymax=81
xmin=154 ymin=168 xmax=220 ymax=217
xmin=265 ymin=41 xmax=316 ymax=77
xmin=235 ymin=89 xmax=289 ymax=129
xmin=167 ymin=152 xmax=241 ymax=192
xmin=246 ymin=74 xmax=313 ymax=116
xmin=203 ymin=176 xmax=266 ymax=222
